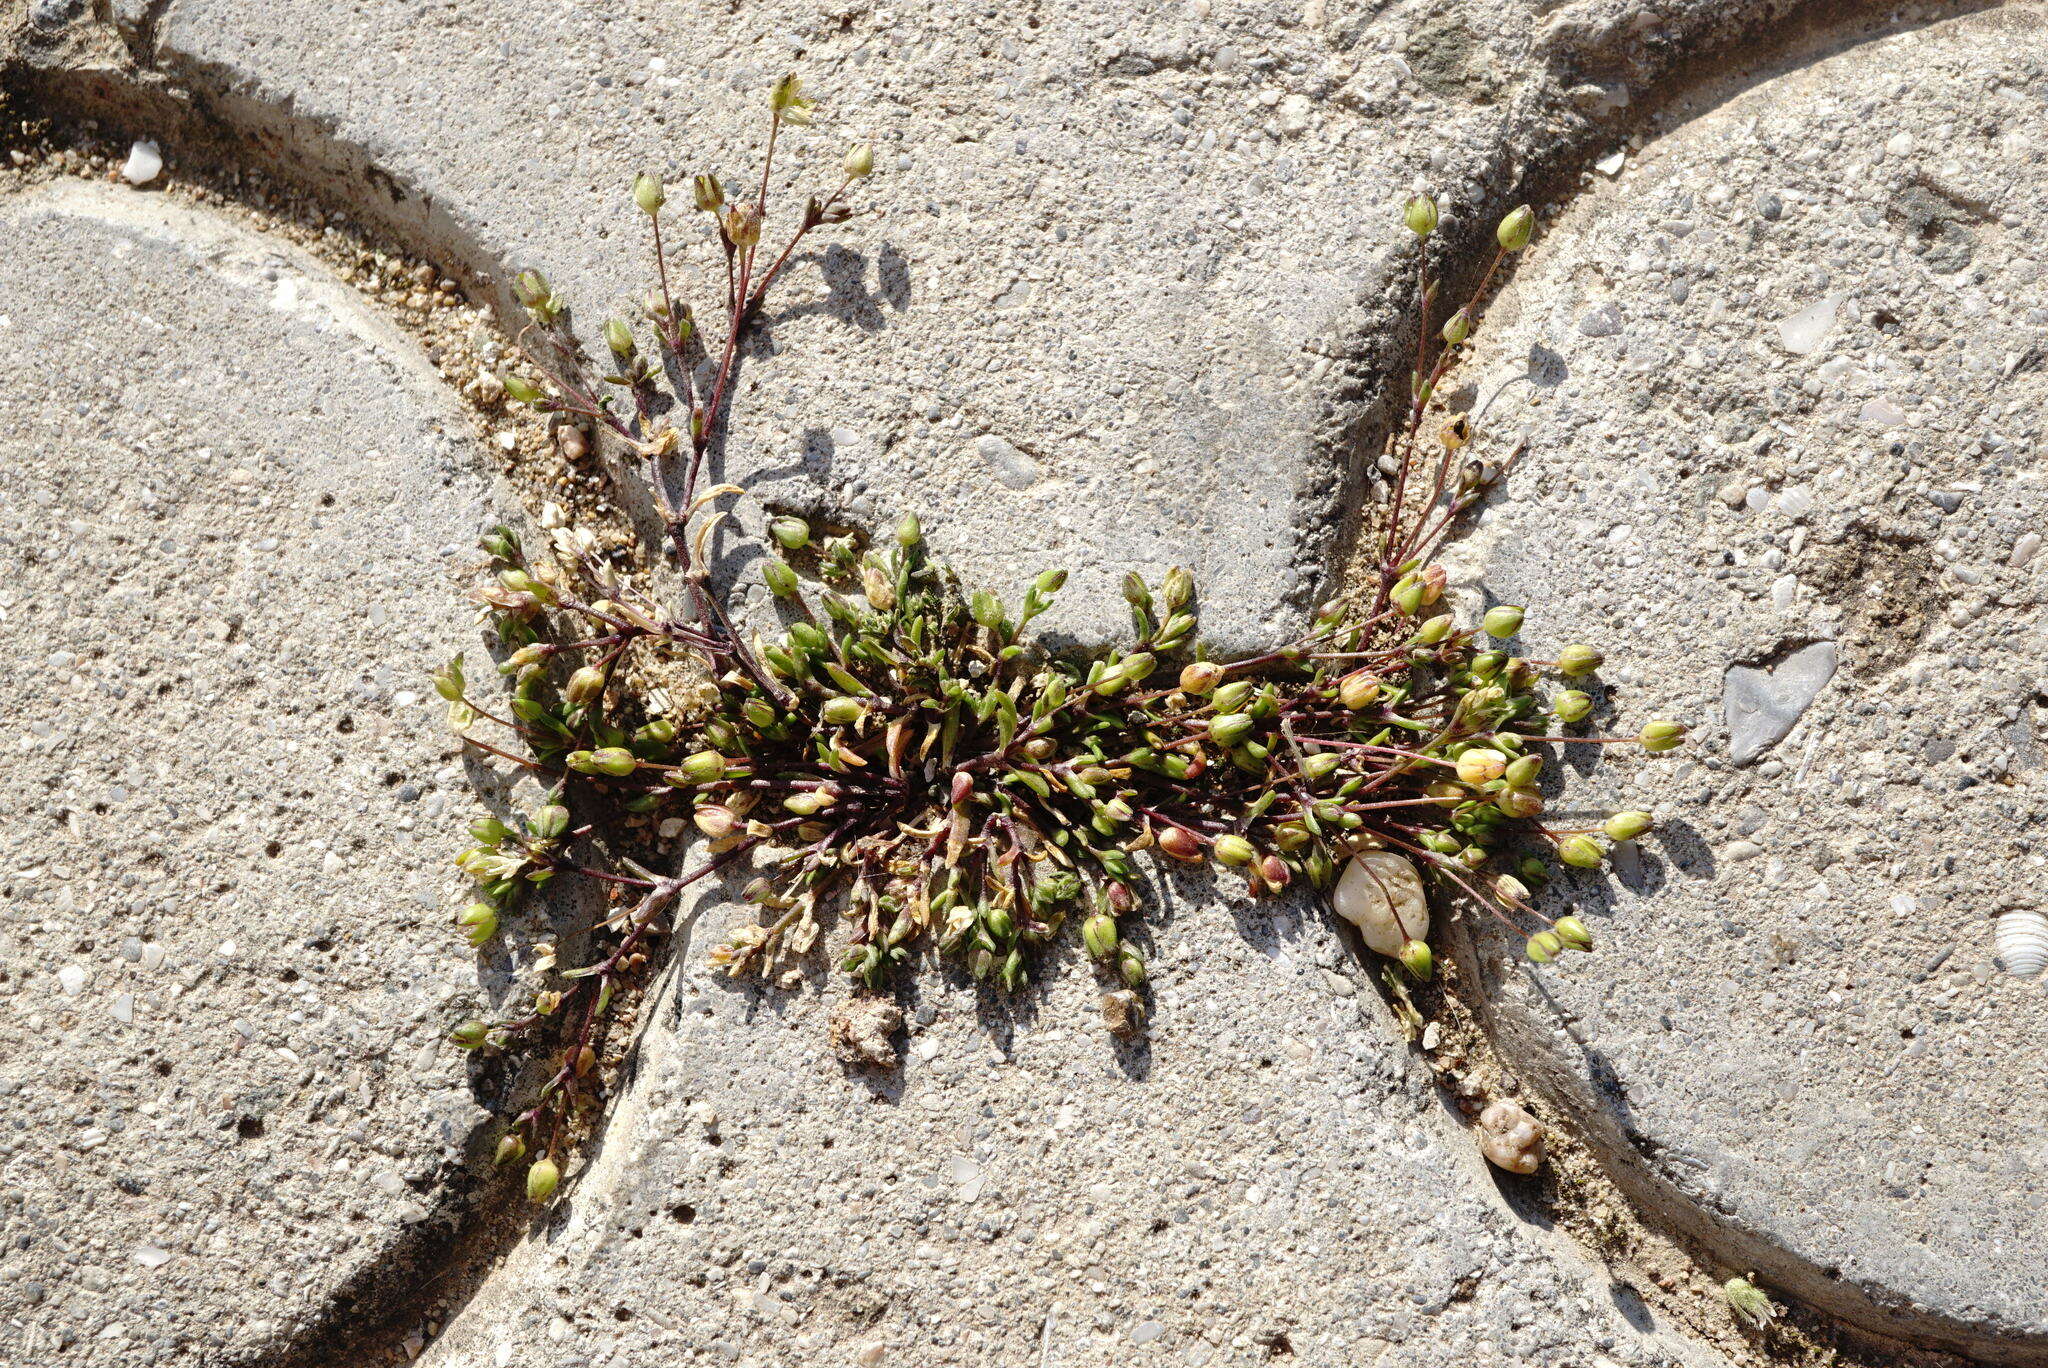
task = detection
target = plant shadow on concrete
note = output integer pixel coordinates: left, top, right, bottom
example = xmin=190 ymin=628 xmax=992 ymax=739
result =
xmin=433 ymin=77 xmax=1690 ymax=1208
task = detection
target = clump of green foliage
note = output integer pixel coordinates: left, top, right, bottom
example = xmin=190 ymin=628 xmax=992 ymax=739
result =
xmin=437 ymin=78 xmax=1686 ymax=1201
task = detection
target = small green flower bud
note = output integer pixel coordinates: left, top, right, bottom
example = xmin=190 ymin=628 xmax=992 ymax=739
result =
xmin=677 ymin=751 xmax=727 ymax=784
xmin=604 ymin=318 xmax=636 ymax=360
xmin=513 ymin=269 xmax=551 ymax=308
xmin=822 ymin=696 xmax=867 ymax=726
xmin=1339 ymin=672 xmax=1381 ymax=710
xmin=1116 ymin=941 xmax=1146 ymax=989
xmin=1180 ymin=660 xmax=1225 ymax=695
xmin=768 ymin=515 xmax=810 ymax=550
xmin=693 ymin=172 xmax=725 ymax=212
xmin=844 ymin=143 xmax=875 ymax=179
xmin=1558 ymin=835 xmax=1604 ymax=868
xmin=1556 ymin=643 xmax=1603 ymax=677
xmin=1638 ymin=720 xmax=1687 ymax=753
xmin=783 ymin=790 xmax=834 ymax=815
xmin=564 ymin=666 xmax=606 ymax=706
xmin=1161 ymin=566 xmax=1194 ymax=612
xmin=1208 ymin=712 xmax=1256 ymax=747
xmin=1211 ymin=680 xmax=1254 ymax=713
xmin=1495 ymin=786 xmax=1543 ymax=819
xmin=1482 ymin=604 xmax=1525 ymax=638
xmin=1301 ymin=752 xmax=1341 ymax=782
xmin=589 ymin=747 xmax=636 ymax=777
xmin=1497 ymin=204 xmax=1536 ymax=252
xmin=895 ymin=510 xmax=922 ymax=546
xmin=1413 ymin=615 xmax=1452 ymax=645
xmin=969 ymin=590 xmax=1004 ymax=630
xmin=1403 ymin=194 xmax=1439 ymax=236
xmin=526 ymin=1157 xmax=560 ymax=1202
xmin=1082 ymin=913 xmax=1119 ymax=960
xmin=1034 ymin=568 xmax=1068 ymax=595
xmin=1121 ymin=570 xmax=1152 ymax=611
xmin=432 ymin=659 xmax=466 ymax=702
xmin=494 ymin=1133 xmax=527 ymax=1166
xmin=1212 ymin=834 xmax=1256 ymax=866
xmin=531 ymin=804 xmax=570 ymax=840
xmin=1455 ymin=748 xmax=1508 ymax=785
xmin=450 ymin=1018 xmax=490 ymax=1050
xmin=632 ymin=172 xmax=665 ymax=215
xmin=479 ymin=525 xmax=521 ymax=561
xmin=1157 ymin=826 xmax=1204 ymax=862
xmin=457 ymin=903 xmax=499 ymax=947
xmin=1503 ymin=754 xmax=1543 ymax=787
xmin=1604 ymin=810 xmax=1653 ymax=842
xmin=1391 ymin=578 xmax=1425 ymax=616
xmin=763 ymin=559 xmax=800 ymax=599
xmin=1553 ymin=916 xmax=1593 ymax=951
xmin=981 ymin=904 xmax=1015 ymax=941
xmin=501 ymin=372 xmax=544 ymax=405
xmin=1526 ymin=930 xmax=1562 ymax=963
xmin=1398 ymin=938 xmax=1434 ymax=979
xmin=1552 ymin=689 xmax=1593 ymax=724
xmin=1440 ymin=307 xmax=1472 ymax=347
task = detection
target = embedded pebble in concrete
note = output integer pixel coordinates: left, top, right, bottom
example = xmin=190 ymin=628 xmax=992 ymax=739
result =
xmin=1723 ymin=641 xmax=1838 ymax=766
xmin=0 ymin=181 xmax=512 ymax=1363
xmin=1445 ymin=8 xmax=2048 ymax=1358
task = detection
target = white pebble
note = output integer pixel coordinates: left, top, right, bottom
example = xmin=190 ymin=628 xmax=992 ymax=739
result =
xmin=1776 ymin=294 xmax=1842 ymax=355
xmin=57 ymin=965 xmax=88 ymax=996
xmin=132 ymin=1245 xmax=172 ymax=1269
xmin=121 ymin=139 xmax=163 ymax=186
xmin=2009 ymin=533 xmax=2041 ymax=567
xmin=111 ymin=993 xmax=135 ymax=1024
xmin=1885 ymin=131 xmax=1915 ymax=158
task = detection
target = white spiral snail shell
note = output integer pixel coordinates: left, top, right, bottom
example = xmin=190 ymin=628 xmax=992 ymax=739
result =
xmin=1332 ymin=851 xmax=1430 ymax=957
xmin=1993 ymin=909 xmax=2048 ymax=977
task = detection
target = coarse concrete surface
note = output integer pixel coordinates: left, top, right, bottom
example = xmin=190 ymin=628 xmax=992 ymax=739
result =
xmin=14 ymin=0 xmax=1814 ymax=654
xmin=416 ymin=872 xmax=1734 ymax=1368
xmin=0 ymin=178 xmax=523 ymax=1365
xmin=1441 ymin=5 xmax=2048 ymax=1359
xmin=7 ymin=0 xmax=2046 ymax=1364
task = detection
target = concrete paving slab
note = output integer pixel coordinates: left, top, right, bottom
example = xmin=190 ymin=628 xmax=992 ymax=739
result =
xmin=19 ymin=0 xmax=1818 ymax=653
xmin=417 ymin=876 xmax=1733 ymax=1368
xmin=1443 ymin=6 xmax=2048 ymax=1359
xmin=0 ymin=179 xmax=514 ymax=1365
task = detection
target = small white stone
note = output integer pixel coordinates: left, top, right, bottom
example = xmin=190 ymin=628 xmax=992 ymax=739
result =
xmin=57 ymin=964 xmax=88 ymax=996
xmin=111 ymin=993 xmax=135 ymax=1024
xmin=121 ymin=139 xmax=163 ymax=186
xmin=1594 ymin=149 xmax=1626 ymax=176
xmin=1776 ymin=294 xmax=1843 ymax=355
xmin=1885 ymin=131 xmax=1915 ymax=158
xmin=1331 ymin=851 xmax=1429 ymax=956
xmin=1860 ymin=397 xmax=1907 ymax=428
xmin=2009 ymin=532 xmax=2040 ymax=567
xmin=132 ymin=1245 xmax=172 ymax=1268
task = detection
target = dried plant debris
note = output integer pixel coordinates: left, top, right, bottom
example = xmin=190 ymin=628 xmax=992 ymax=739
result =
xmin=431 ymin=81 xmax=1687 ymax=1201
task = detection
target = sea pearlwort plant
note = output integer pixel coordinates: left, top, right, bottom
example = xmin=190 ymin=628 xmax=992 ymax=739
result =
xmin=436 ymin=77 xmax=1688 ymax=1201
